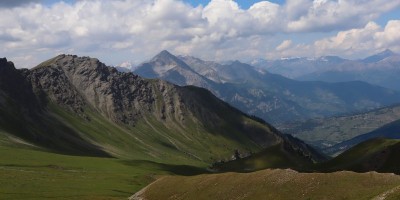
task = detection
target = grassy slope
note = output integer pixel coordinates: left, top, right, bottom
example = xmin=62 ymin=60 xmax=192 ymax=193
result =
xmin=48 ymin=99 xmax=265 ymax=165
xmin=0 ymin=88 xmax=269 ymax=167
xmin=0 ymin=144 xmax=207 ymax=200
xmin=317 ymin=138 xmax=400 ymax=174
xmin=136 ymin=169 xmax=400 ymax=200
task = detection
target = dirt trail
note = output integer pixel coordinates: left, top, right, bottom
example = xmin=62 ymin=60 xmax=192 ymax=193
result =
xmin=372 ymin=185 xmax=400 ymax=200
xmin=128 ymin=177 xmax=165 ymax=200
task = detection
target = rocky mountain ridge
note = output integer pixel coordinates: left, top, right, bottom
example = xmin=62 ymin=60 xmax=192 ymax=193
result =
xmin=0 ymin=55 xmax=321 ymax=164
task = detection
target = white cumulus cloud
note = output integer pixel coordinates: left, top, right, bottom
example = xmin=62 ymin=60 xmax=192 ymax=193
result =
xmin=276 ymin=40 xmax=292 ymax=51
xmin=0 ymin=0 xmax=399 ymax=67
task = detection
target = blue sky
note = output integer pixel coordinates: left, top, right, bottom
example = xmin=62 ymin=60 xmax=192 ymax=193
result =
xmin=1 ymin=0 xmax=399 ymax=68
xmin=42 ymin=0 xmax=286 ymax=8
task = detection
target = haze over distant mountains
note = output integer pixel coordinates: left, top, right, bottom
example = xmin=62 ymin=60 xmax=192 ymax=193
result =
xmin=284 ymin=104 xmax=400 ymax=156
xmin=251 ymin=49 xmax=400 ymax=91
xmin=132 ymin=50 xmax=400 ymax=124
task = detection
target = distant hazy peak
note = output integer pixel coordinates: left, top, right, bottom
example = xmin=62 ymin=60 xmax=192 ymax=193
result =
xmin=151 ymin=50 xmax=175 ymax=61
xmin=362 ymin=49 xmax=397 ymax=63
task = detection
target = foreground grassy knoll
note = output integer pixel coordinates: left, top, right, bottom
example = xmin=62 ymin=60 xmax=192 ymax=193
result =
xmin=131 ymin=169 xmax=400 ymax=200
xmin=3 ymin=136 xmax=400 ymax=199
xmin=0 ymin=144 xmax=206 ymax=200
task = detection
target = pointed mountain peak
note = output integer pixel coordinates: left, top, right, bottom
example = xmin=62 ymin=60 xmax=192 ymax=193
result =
xmin=134 ymin=50 xmax=194 ymax=78
xmin=380 ymin=49 xmax=395 ymax=55
xmin=149 ymin=50 xmax=192 ymax=69
xmin=363 ymin=49 xmax=397 ymax=63
xmin=151 ymin=50 xmax=175 ymax=61
xmin=159 ymin=49 xmax=172 ymax=55
xmin=373 ymin=49 xmax=396 ymax=58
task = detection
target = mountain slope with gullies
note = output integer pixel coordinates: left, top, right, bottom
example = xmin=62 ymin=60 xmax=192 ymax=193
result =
xmin=134 ymin=50 xmax=400 ymax=124
xmin=0 ymin=55 xmax=319 ymax=166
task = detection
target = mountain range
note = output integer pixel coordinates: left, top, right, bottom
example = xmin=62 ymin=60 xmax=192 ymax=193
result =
xmin=2 ymin=54 xmax=400 ymax=199
xmin=132 ymin=50 xmax=400 ymax=124
xmin=0 ymin=55 xmax=322 ymax=165
xmin=252 ymin=49 xmax=400 ymax=91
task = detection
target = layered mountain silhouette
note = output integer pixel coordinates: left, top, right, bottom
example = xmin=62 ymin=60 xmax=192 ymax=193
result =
xmin=0 ymin=56 xmax=321 ymax=164
xmin=133 ymin=50 xmax=400 ymax=124
xmin=253 ymin=49 xmax=400 ymax=91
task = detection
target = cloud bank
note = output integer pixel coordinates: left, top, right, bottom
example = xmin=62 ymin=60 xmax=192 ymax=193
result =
xmin=0 ymin=0 xmax=399 ymax=67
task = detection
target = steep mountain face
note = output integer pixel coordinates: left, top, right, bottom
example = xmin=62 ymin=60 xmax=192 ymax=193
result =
xmin=178 ymin=56 xmax=264 ymax=84
xmin=0 ymin=58 xmax=108 ymax=156
xmin=177 ymin=55 xmax=224 ymax=83
xmin=283 ymin=104 xmax=400 ymax=156
xmin=134 ymin=51 xmax=400 ymax=124
xmin=135 ymin=50 xmax=215 ymax=91
xmin=0 ymin=55 xmax=318 ymax=165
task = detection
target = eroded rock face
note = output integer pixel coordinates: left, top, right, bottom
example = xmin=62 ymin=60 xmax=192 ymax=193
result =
xmin=26 ymin=55 xmax=190 ymax=125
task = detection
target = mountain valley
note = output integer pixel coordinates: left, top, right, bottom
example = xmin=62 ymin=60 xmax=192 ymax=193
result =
xmin=283 ymin=104 xmax=400 ymax=156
